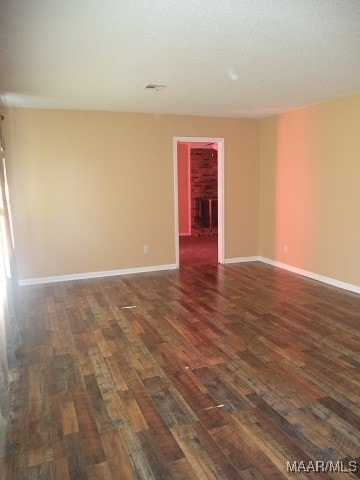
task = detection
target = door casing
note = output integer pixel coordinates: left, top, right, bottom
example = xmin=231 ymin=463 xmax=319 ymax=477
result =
xmin=173 ymin=136 xmax=225 ymax=267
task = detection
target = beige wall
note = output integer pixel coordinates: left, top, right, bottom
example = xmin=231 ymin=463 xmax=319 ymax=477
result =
xmin=260 ymin=92 xmax=360 ymax=286
xmin=3 ymin=108 xmax=260 ymax=280
xmin=5 ymin=93 xmax=359 ymax=286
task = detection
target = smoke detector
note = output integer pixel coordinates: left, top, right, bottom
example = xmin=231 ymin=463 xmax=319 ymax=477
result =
xmin=144 ymin=84 xmax=167 ymax=91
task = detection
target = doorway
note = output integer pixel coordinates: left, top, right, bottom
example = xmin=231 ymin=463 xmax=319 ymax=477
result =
xmin=173 ymin=137 xmax=224 ymax=267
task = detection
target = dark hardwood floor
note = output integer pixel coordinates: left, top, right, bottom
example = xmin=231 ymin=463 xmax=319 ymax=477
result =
xmin=179 ymin=235 xmax=218 ymax=266
xmin=1 ymin=262 xmax=360 ymax=479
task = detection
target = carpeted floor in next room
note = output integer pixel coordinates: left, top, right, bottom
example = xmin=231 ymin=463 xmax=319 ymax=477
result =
xmin=179 ymin=235 xmax=218 ymax=266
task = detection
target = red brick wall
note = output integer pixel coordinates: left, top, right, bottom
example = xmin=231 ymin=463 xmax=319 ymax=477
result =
xmin=190 ymin=148 xmax=218 ymax=234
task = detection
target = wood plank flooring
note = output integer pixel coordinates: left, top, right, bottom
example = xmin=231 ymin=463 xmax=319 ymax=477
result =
xmin=1 ymin=262 xmax=359 ymax=479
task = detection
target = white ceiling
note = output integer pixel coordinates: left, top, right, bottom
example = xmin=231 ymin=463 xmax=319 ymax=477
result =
xmin=1 ymin=0 xmax=359 ymax=118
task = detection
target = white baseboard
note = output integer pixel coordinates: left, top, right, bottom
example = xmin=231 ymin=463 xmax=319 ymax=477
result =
xmin=224 ymin=256 xmax=260 ymax=264
xmin=18 ymin=257 xmax=360 ymax=295
xmin=259 ymin=257 xmax=360 ymax=295
xmin=18 ymin=263 xmax=177 ymax=286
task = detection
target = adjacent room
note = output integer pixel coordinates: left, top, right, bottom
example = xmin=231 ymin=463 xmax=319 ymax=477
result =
xmin=0 ymin=1 xmax=359 ymax=479
xmin=177 ymin=141 xmax=220 ymax=266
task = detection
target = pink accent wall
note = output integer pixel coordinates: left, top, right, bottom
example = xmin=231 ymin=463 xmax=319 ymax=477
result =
xmin=177 ymin=143 xmax=190 ymax=235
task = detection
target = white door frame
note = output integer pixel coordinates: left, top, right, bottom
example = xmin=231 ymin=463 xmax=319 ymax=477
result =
xmin=173 ymin=136 xmax=225 ymax=267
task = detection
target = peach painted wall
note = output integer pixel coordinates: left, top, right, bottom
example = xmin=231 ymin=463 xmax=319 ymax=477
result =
xmin=260 ymin=92 xmax=360 ymax=286
xmin=3 ymin=108 xmax=260 ymax=280
xmin=177 ymin=143 xmax=190 ymax=235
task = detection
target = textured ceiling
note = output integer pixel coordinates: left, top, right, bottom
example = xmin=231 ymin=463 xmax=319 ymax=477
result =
xmin=1 ymin=0 xmax=360 ymax=118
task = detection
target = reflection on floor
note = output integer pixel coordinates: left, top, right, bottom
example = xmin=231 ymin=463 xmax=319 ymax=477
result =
xmin=179 ymin=235 xmax=218 ymax=266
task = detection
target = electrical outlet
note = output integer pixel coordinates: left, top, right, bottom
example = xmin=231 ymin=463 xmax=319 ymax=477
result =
xmin=284 ymin=245 xmax=288 ymax=253
xmin=143 ymin=245 xmax=150 ymax=254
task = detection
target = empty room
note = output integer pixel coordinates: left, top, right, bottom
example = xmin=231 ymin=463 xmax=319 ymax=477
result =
xmin=0 ymin=1 xmax=359 ymax=479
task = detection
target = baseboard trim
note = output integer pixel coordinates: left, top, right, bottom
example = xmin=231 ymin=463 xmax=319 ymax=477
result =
xmin=224 ymin=256 xmax=260 ymax=264
xmin=18 ymin=257 xmax=360 ymax=295
xmin=18 ymin=263 xmax=178 ymax=286
xmin=259 ymin=257 xmax=360 ymax=295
